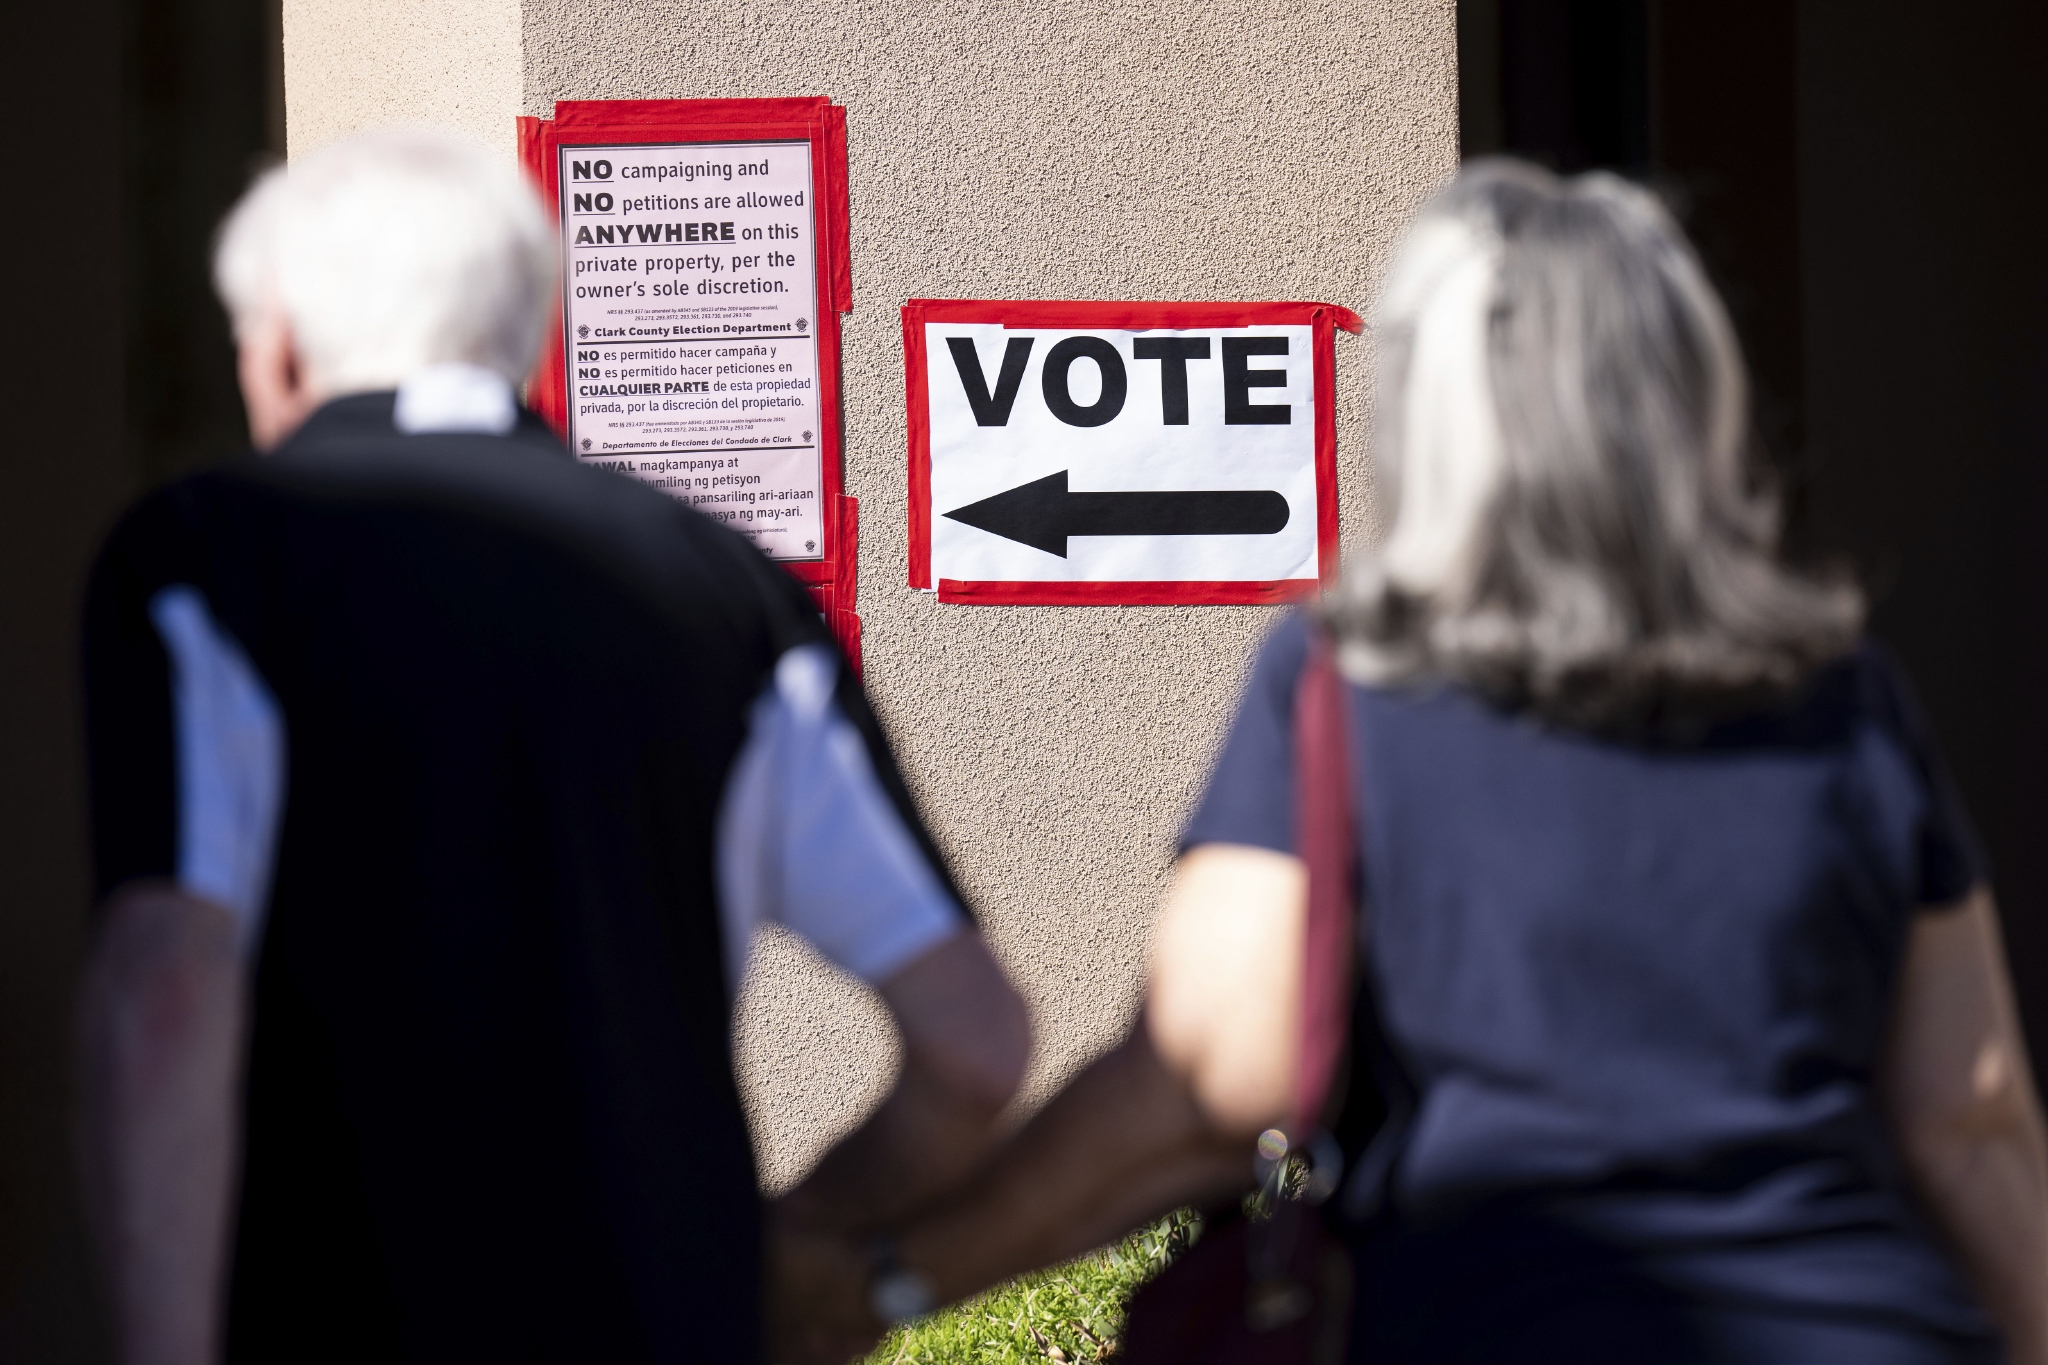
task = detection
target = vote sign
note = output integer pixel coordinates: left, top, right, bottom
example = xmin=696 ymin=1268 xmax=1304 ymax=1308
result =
xmin=905 ymin=301 xmax=1362 ymax=604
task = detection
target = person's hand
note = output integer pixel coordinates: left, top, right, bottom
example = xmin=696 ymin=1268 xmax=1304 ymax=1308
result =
xmin=766 ymin=1204 xmax=887 ymax=1365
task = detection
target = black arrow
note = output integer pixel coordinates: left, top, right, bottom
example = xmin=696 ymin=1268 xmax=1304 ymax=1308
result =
xmin=942 ymin=470 xmax=1290 ymax=558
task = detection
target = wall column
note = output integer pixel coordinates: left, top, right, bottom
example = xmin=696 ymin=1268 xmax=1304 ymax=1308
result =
xmin=284 ymin=0 xmax=522 ymax=158
xmin=285 ymin=0 xmax=1458 ymax=1186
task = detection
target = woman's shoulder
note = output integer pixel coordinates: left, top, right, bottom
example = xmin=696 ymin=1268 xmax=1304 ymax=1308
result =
xmin=1325 ymin=636 xmax=1945 ymax=774
xmin=1693 ymin=638 xmax=1925 ymax=754
xmin=1257 ymin=619 xmax=1920 ymax=742
xmin=1252 ymin=608 xmax=1316 ymax=675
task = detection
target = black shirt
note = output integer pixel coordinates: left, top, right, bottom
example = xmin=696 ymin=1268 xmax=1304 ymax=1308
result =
xmin=83 ymin=394 xmax=944 ymax=1363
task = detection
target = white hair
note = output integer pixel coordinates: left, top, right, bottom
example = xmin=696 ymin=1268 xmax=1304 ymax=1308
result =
xmin=214 ymin=127 xmax=555 ymax=394
xmin=1327 ymin=159 xmax=1861 ymax=735
xmin=1372 ymin=215 xmax=1505 ymax=598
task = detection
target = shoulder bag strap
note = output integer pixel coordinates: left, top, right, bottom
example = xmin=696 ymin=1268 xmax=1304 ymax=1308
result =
xmin=1292 ymin=624 xmax=1359 ymax=1139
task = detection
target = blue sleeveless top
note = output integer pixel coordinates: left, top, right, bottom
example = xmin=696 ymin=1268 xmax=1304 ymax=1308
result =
xmin=1184 ymin=615 xmax=1998 ymax=1362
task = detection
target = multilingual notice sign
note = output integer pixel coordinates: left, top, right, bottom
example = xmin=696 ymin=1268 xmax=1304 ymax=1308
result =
xmin=903 ymin=301 xmax=1362 ymax=605
xmin=557 ymin=140 xmax=822 ymax=552
xmin=520 ymin=100 xmax=862 ymax=661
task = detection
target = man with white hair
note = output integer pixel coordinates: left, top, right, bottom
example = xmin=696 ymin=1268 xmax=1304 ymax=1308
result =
xmin=78 ymin=128 xmax=1026 ymax=1364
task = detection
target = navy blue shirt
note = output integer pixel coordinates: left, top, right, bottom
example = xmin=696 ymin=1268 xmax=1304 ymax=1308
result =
xmin=1186 ymin=615 xmax=1997 ymax=1361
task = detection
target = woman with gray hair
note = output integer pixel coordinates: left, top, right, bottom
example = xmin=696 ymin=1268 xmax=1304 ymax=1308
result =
xmin=796 ymin=160 xmax=2048 ymax=1363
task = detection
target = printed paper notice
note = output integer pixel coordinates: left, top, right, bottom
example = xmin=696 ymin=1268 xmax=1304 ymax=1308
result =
xmin=558 ymin=139 xmax=823 ymax=561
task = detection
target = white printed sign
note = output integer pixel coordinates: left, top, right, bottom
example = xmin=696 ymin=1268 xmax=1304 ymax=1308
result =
xmin=904 ymin=302 xmax=1355 ymax=605
xmin=559 ymin=140 xmax=824 ymax=561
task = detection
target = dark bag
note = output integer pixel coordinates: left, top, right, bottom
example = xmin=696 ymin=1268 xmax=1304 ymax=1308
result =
xmin=1122 ymin=628 xmax=1366 ymax=1365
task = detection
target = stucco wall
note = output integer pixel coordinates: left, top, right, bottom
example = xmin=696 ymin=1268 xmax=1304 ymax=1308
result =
xmin=285 ymin=0 xmax=1457 ymax=1190
xmin=283 ymin=0 xmax=521 ymax=158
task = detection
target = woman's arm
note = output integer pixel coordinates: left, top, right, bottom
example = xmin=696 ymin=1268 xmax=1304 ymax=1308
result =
xmin=776 ymin=845 xmax=1306 ymax=1362
xmin=898 ymin=843 xmax=1305 ymax=1298
xmin=1882 ymin=887 xmax=2048 ymax=1365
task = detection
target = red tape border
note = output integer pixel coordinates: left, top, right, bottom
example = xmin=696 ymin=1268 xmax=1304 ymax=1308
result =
xmin=902 ymin=299 xmax=1362 ymax=607
xmin=519 ymin=100 xmax=860 ymax=667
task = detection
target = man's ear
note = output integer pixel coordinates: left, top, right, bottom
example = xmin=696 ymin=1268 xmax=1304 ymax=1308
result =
xmin=235 ymin=312 xmax=321 ymax=452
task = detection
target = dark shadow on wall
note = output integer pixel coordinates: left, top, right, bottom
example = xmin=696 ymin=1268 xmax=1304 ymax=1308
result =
xmin=127 ymin=0 xmax=282 ymax=482
xmin=1460 ymin=0 xmax=2048 ymax=1071
xmin=1795 ymin=0 xmax=2048 ymax=1066
xmin=1461 ymin=0 xmax=1804 ymax=496
xmin=0 ymin=0 xmax=275 ymax=1356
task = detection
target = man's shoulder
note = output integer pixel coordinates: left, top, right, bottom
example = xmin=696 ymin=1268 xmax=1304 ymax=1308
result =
xmin=90 ymin=460 xmax=262 ymax=599
xmin=260 ymin=394 xmax=671 ymax=544
xmin=300 ymin=401 xmax=782 ymax=574
xmin=98 ymin=399 xmax=819 ymax=653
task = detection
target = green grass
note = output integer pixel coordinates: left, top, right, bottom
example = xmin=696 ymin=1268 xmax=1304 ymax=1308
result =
xmin=868 ymin=1211 xmax=1200 ymax=1364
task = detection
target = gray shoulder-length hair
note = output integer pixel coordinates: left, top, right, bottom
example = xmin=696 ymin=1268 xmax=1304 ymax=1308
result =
xmin=1326 ymin=158 xmax=1861 ymax=734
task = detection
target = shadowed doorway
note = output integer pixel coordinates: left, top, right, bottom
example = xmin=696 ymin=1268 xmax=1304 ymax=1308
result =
xmin=1460 ymin=0 xmax=2048 ymax=1076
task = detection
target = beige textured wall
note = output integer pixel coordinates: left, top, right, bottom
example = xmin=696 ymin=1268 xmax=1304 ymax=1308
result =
xmin=287 ymin=0 xmax=1457 ymax=1189
xmin=283 ymin=0 xmax=521 ymax=157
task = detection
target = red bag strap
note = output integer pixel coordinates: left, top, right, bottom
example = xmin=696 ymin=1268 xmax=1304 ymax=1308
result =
xmin=1291 ymin=626 xmax=1358 ymax=1138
